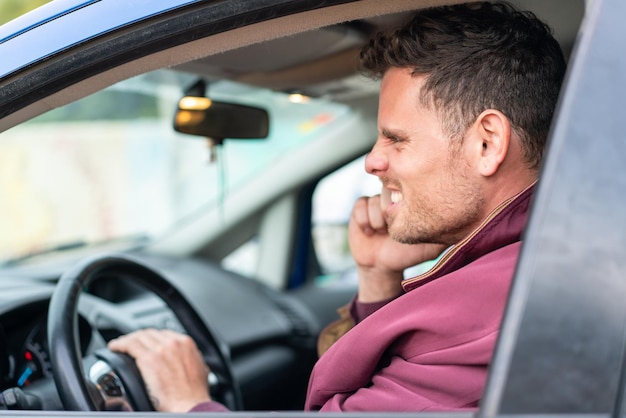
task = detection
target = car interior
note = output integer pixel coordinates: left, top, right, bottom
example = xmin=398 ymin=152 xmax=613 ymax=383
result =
xmin=0 ymin=0 xmax=586 ymax=413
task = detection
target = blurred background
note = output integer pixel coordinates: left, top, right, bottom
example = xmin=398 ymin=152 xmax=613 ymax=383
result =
xmin=0 ymin=0 xmax=51 ymax=25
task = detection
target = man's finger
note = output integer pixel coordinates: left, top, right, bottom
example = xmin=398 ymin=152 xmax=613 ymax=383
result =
xmin=366 ymin=195 xmax=386 ymax=232
xmin=351 ymin=197 xmax=374 ymax=235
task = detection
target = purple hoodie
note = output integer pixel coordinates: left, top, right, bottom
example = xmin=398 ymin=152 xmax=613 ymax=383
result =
xmin=192 ymin=185 xmax=534 ymax=413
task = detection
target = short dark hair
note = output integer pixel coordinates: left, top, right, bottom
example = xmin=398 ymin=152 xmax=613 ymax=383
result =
xmin=360 ymin=1 xmax=566 ymax=169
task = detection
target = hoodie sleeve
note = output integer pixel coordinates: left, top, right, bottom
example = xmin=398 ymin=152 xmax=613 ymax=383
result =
xmin=316 ymin=293 xmax=401 ymax=357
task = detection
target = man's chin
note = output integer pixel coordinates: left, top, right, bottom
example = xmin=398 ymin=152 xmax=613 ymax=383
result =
xmin=389 ymin=224 xmax=439 ymax=245
xmin=388 ymin=225 xmax=415 ymax=245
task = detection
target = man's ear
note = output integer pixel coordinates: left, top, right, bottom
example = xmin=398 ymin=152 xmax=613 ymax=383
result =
xmin=474 ymin=109 xmax=511 ymax=177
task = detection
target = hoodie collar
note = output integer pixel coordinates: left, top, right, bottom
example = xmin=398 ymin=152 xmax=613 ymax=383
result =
xmin=402 ymin=183 xmax=536 ymax=292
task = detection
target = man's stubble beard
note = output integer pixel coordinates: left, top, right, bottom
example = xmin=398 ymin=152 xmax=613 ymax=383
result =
xmin=387 ymin=163 xmax=485 ymax=247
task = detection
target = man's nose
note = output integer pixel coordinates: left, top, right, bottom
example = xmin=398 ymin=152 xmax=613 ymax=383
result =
xmin=364 ymin=140 xmax=388 ymax=175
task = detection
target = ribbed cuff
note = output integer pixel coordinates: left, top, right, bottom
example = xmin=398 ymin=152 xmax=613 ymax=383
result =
xmin=188 ymin=401 xmax=230 ymax=413
xmin=350 ymin=293 xmax=401 ymax=323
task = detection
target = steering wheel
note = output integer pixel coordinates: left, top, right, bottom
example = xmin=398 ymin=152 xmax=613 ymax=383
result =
xmin=47 ymin=253 xmax=242 ymax=411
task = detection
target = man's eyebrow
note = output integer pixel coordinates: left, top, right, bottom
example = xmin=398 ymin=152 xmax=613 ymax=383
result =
xmin=381 ymin=128 xmax=409 ymax=141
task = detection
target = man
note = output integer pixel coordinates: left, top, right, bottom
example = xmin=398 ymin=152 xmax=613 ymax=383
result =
xmin=109 ymin=1 xmax=566 ymax=412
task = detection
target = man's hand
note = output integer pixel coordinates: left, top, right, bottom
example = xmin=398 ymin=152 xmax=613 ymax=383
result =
xmin=108 ymin=329 xmax=211 ymax=412
xmin=349 ymin=189 xmax=447 ymax=302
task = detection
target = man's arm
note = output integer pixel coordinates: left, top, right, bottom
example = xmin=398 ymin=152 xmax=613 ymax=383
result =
xmin=317 ymin=190 xmax=446 ymax=355
xmin=309 ymin=330 xmax=499 ymax=412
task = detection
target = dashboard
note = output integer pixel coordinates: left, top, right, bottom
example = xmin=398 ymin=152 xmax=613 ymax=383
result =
xmin=1 ymin=307 xmax=52 ymax=390
xmin=0 ymin=299 xmax=91 ymax=392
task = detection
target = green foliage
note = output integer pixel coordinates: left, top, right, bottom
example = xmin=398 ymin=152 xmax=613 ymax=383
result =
xmin=0 ymin=0 xmax=52 ymax=26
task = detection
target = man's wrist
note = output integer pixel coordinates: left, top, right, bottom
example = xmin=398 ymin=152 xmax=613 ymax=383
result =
xmin=357 ymin=267 xmax=404 ymax=303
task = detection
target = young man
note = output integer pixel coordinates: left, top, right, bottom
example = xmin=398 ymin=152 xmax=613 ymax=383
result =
xmin=109 ymin=1 xmax=566 ymax=412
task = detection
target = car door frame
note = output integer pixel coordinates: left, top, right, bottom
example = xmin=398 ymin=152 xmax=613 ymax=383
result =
xmin=2 ymin=0 xmax=625 ymax=416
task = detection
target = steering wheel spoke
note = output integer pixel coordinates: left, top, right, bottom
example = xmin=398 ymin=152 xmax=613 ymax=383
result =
xmin=83 ymin=353 xmax=133 ymax=411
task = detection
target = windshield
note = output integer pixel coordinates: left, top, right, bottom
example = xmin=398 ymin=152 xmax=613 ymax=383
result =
xmin=0 ymin=69 xmax=350 ymax=264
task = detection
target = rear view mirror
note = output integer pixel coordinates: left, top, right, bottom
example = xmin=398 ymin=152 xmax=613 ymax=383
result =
xmin=174 ymin=96 xmax=269 ymax=141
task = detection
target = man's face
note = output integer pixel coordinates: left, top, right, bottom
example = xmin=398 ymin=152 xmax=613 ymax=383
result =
xmin=365 ymin=67 xmax=485 ymax=245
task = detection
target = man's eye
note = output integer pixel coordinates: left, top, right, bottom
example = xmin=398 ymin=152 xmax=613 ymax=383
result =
xmin=381 ymin=129 xmax=405 ymax=144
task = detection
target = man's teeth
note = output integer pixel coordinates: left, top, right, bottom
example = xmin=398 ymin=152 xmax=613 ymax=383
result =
xmin=390 ymin=191 xmax=403 ymax=204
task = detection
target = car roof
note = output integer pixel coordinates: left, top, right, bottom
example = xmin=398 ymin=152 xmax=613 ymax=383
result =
xmin=0 ymin=0 xmax=199 ymax=73
xmin=0 ymin=0 xmax=584 ymax=132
